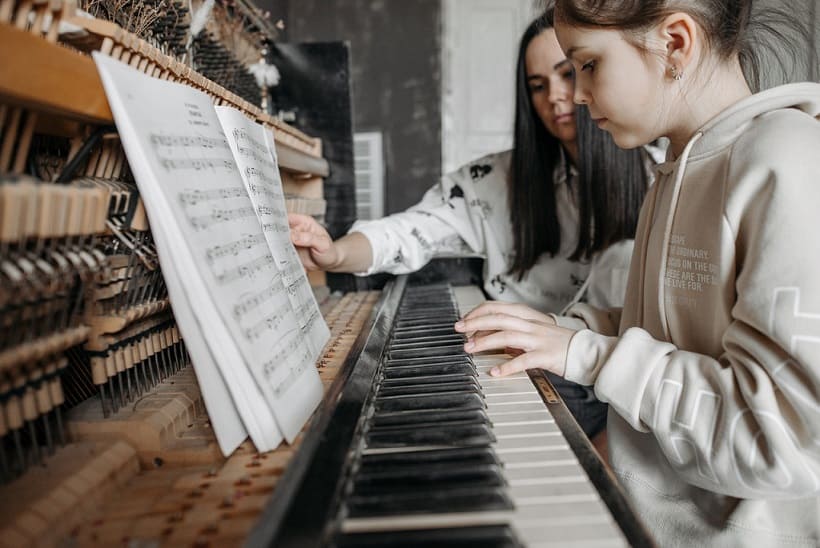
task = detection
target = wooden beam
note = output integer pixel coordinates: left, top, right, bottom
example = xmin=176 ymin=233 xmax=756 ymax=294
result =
xmin=0 ymin=22 xmax=329 ymax=177
xmin=0 ymin=23 xmax=113 ymax=124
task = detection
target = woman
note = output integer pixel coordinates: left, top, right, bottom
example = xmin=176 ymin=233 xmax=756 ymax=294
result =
xmin=289 ymin=10 xmax=655 ymax=437
xmin=457 ymin=0 xmax=820 ymax=545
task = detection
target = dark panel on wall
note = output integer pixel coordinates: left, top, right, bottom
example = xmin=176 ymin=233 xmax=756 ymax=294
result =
xmin=268 ymin=42 xmax=356 ymax=242
xmin=258 ymin=0 xmax=442 ymax=216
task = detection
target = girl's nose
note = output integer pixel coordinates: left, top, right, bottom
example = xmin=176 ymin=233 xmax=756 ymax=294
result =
xmin=573 ymin=86 xmax=590 ymax=105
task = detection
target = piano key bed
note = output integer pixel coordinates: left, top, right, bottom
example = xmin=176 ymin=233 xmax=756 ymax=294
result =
xmin=251 ymin=277 xmax=656 ymax=548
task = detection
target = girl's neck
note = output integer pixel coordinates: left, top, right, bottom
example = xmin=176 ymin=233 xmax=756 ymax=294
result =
xmin=666 ymin=59 xmax=752 ymax=158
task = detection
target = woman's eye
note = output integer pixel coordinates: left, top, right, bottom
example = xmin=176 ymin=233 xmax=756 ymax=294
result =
xmin=581 ymin=60 xmax=595 ymax=72
xmin=561 ymin=69 xmax=574 ymax=80
xmin=529 ymin=83 xmax=545 ymax=92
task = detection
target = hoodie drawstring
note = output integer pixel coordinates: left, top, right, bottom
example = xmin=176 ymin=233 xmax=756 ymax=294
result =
xmin=657 ymin=132 xmax=703 ymax=341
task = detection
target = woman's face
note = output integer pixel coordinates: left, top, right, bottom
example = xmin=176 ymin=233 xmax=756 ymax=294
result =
xmin=525 ymin=28 xmax=577 ymax=149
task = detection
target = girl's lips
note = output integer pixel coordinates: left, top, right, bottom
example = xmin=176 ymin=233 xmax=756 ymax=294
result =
xmin=594 ymin=117 xmax=608 ymax=127
xmin=554 ymin=113 xmax=573 ymax=124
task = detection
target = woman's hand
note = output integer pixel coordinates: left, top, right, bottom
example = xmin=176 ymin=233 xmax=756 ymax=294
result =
xmin=288 ymin=213 xmax=340 ymax=270
xmin=454 ymin=303 xmax=576 ymax=378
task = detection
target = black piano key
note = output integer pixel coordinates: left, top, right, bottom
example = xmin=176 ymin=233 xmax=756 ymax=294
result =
xmin=359 ymin=446 xmax=500 ymax=469
xmin=353 ymin=463 xmax=506 ymax=496
xmin=333 ymin=525 xmax=522 ymax=548
xmin=385 ymin=355 xmax=472 ymax=368
xmin=371 ymin=408 xmax=489 ymax=428
xmin=395 ymin=316 xmax=458 ymax=328
xmin=380 ymin=372 xmax=477 ymax=387
xmin=365 ymin=423 xmax=495 ymax=448
xmin=392 ymin=326 xmax=459 ymax=337
xmin=374 ymin=392 xmax=485 ymax=413
xmin=391 ymin=327 xmax=459 ymax=340
xmin=382 ymin=362 xmax=475 ymax=380
xmin=388 ymin=338 xmax=466 ymax=351
xmin=345 ymin=486 xmax=514 ymax=517
xmin=389 ymin=334 xmax=464 ymax=347
xmin=396 ymin=308 xmax=457 ymax=319
xmin=376 ymin=379 xmax=480 ymax=397
xmin=388 ymin=344 xmax=466 ymax=360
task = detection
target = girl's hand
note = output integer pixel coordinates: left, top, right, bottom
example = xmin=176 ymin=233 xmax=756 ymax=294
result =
xmin=462 ymin=301 xmax=556 ymax=330
xmin=288 ymin=213 xmax=340 ymax=270
xmin=454 ymin=308 xmax=575 ymax=378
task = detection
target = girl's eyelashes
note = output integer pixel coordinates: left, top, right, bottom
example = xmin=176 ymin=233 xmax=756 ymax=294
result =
xmin=581 ymin=60 xmax=596 ymax=72
xmin=562 ymin=68 xmax=574 ymax=80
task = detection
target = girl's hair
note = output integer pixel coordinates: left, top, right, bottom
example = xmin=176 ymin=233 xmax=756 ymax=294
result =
xmin=508 ymin=9 xmax=648 ymax=279
xmin=553 ymin=0 xmax=811 ymax=92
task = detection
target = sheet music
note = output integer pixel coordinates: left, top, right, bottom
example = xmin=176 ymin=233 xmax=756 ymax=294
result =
xmin=93 ymin=53 xmax=324 ymax=450
xmin=215 ymin=107 xmax=331 ymax=360
xmin=214 ymin=106 xmax=329 ymax=439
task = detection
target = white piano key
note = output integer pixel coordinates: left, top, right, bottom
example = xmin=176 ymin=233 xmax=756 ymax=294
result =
xmin=493 ymin=423 xmax=560 ymax=437
xmin=504 ymin=463 xmax=586 ymax=480
xmin=484 ymin=399 xmax=552 ymax=417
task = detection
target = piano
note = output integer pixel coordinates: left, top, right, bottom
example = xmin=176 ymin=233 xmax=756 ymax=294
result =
xmin=1 ymin=3 xmax=654 ymax=542
xmin=247 ymin=276 xmax=656 ymax=548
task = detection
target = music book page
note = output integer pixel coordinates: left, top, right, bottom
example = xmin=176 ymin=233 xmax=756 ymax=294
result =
xmin=214 ymin=106 xmax=329 ymax=440
xmin=93 ymin=53 xmax=328 ymax=453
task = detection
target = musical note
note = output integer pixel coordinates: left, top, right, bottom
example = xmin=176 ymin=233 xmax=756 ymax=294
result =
xmin=271 ymin=349 xmax=313 ymax=397
xmin=205 ymin=233 xmax=267 ymax=264
xmin=178 ymin=187 xmax=247 ymax=207
xmin=237 ymin=145 xmax=276 ymax=169
xmin=159 ymin=157 xmax=235 ymax=172
xmin=260 ymin=221 xmax=289 ymax=233
xmin=233 ymin=129 xmax=269 ymax=155
xmin=187 ymin=206 xmax=258 ymax=230
xmin=232 ymin=278 xmax=282 ymax=320
xmin=243 ymin=309 xmax=286 ymax=341
xmin=150 ymin=133 xmax=230 ymax=150
xmin=214 ymin=254 xmax=275 ymax=285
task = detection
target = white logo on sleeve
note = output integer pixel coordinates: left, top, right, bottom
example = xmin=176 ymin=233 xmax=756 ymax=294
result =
xmin=654 ymin=380 xmax=720 ymax=483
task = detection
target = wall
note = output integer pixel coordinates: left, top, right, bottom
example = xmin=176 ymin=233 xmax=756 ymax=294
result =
xmin=260 ymin=0 xmax=442 ymax=216
xmin=756 ymin=0 xmax=819 ymax=89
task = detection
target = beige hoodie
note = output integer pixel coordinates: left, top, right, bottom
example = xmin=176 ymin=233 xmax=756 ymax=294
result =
xmin=557 ymin=82 xmax=820 ymax=547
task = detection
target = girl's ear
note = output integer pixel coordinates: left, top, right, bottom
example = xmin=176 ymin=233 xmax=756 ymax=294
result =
xmin=657 ymin=12 xmax=698 ymax=79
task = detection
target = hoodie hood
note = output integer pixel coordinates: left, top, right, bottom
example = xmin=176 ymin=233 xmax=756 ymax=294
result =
xmin=686 ymin=82 xmax=820 ymax=161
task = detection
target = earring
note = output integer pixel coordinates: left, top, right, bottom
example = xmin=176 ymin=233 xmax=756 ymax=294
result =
xmin=670 ymin=65 xmax=683 ymax=81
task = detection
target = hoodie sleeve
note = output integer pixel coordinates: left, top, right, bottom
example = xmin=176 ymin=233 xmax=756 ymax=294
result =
xmin=565 ymin=111 xmax=820 ymax=499
xmin=349 ymin=156 xmax=495 ymax=275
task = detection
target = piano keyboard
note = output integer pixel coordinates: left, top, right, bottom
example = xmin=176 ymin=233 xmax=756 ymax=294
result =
xmin=250 ymin=277 xmax=655 ymax=547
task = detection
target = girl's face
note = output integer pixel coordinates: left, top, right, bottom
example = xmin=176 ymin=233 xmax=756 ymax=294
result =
xmin=526 ymin=28 xmax=577 ymax=149
xmin=555 ymin=23 xmax=668 ymax=149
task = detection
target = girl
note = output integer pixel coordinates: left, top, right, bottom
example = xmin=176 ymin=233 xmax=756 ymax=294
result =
xmin=456 ymin=1 xmax=820 ymax=546
xmin=289 ymin=11 xmax=655 ymax=437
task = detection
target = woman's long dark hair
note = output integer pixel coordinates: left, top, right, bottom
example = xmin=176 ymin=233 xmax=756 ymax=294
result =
xmin=508 ymin=10 xmax=648 ymax=279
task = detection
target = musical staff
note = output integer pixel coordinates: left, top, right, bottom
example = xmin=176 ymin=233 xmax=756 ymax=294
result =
xmin=206 ymin=234 xmax=267 ymax=264
xmin=150 ymin=133 xmax=230 ymax=150
xmin=232 ymin=279 xmax=282 ymax=320
xmin=158 ymin=157 xmax=235 ymax=172
xmin=178 ymin=187 xmax=247 ymax=207
xmin=260 ymin=221 xmax=289 ymax=234
xmin=187 ymin=206 xmax=258 ymax=231
xmin=243 ymin=309 xmax=286 ymax=341
xmin=214 ymin=254 xmax=275 ymax=285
